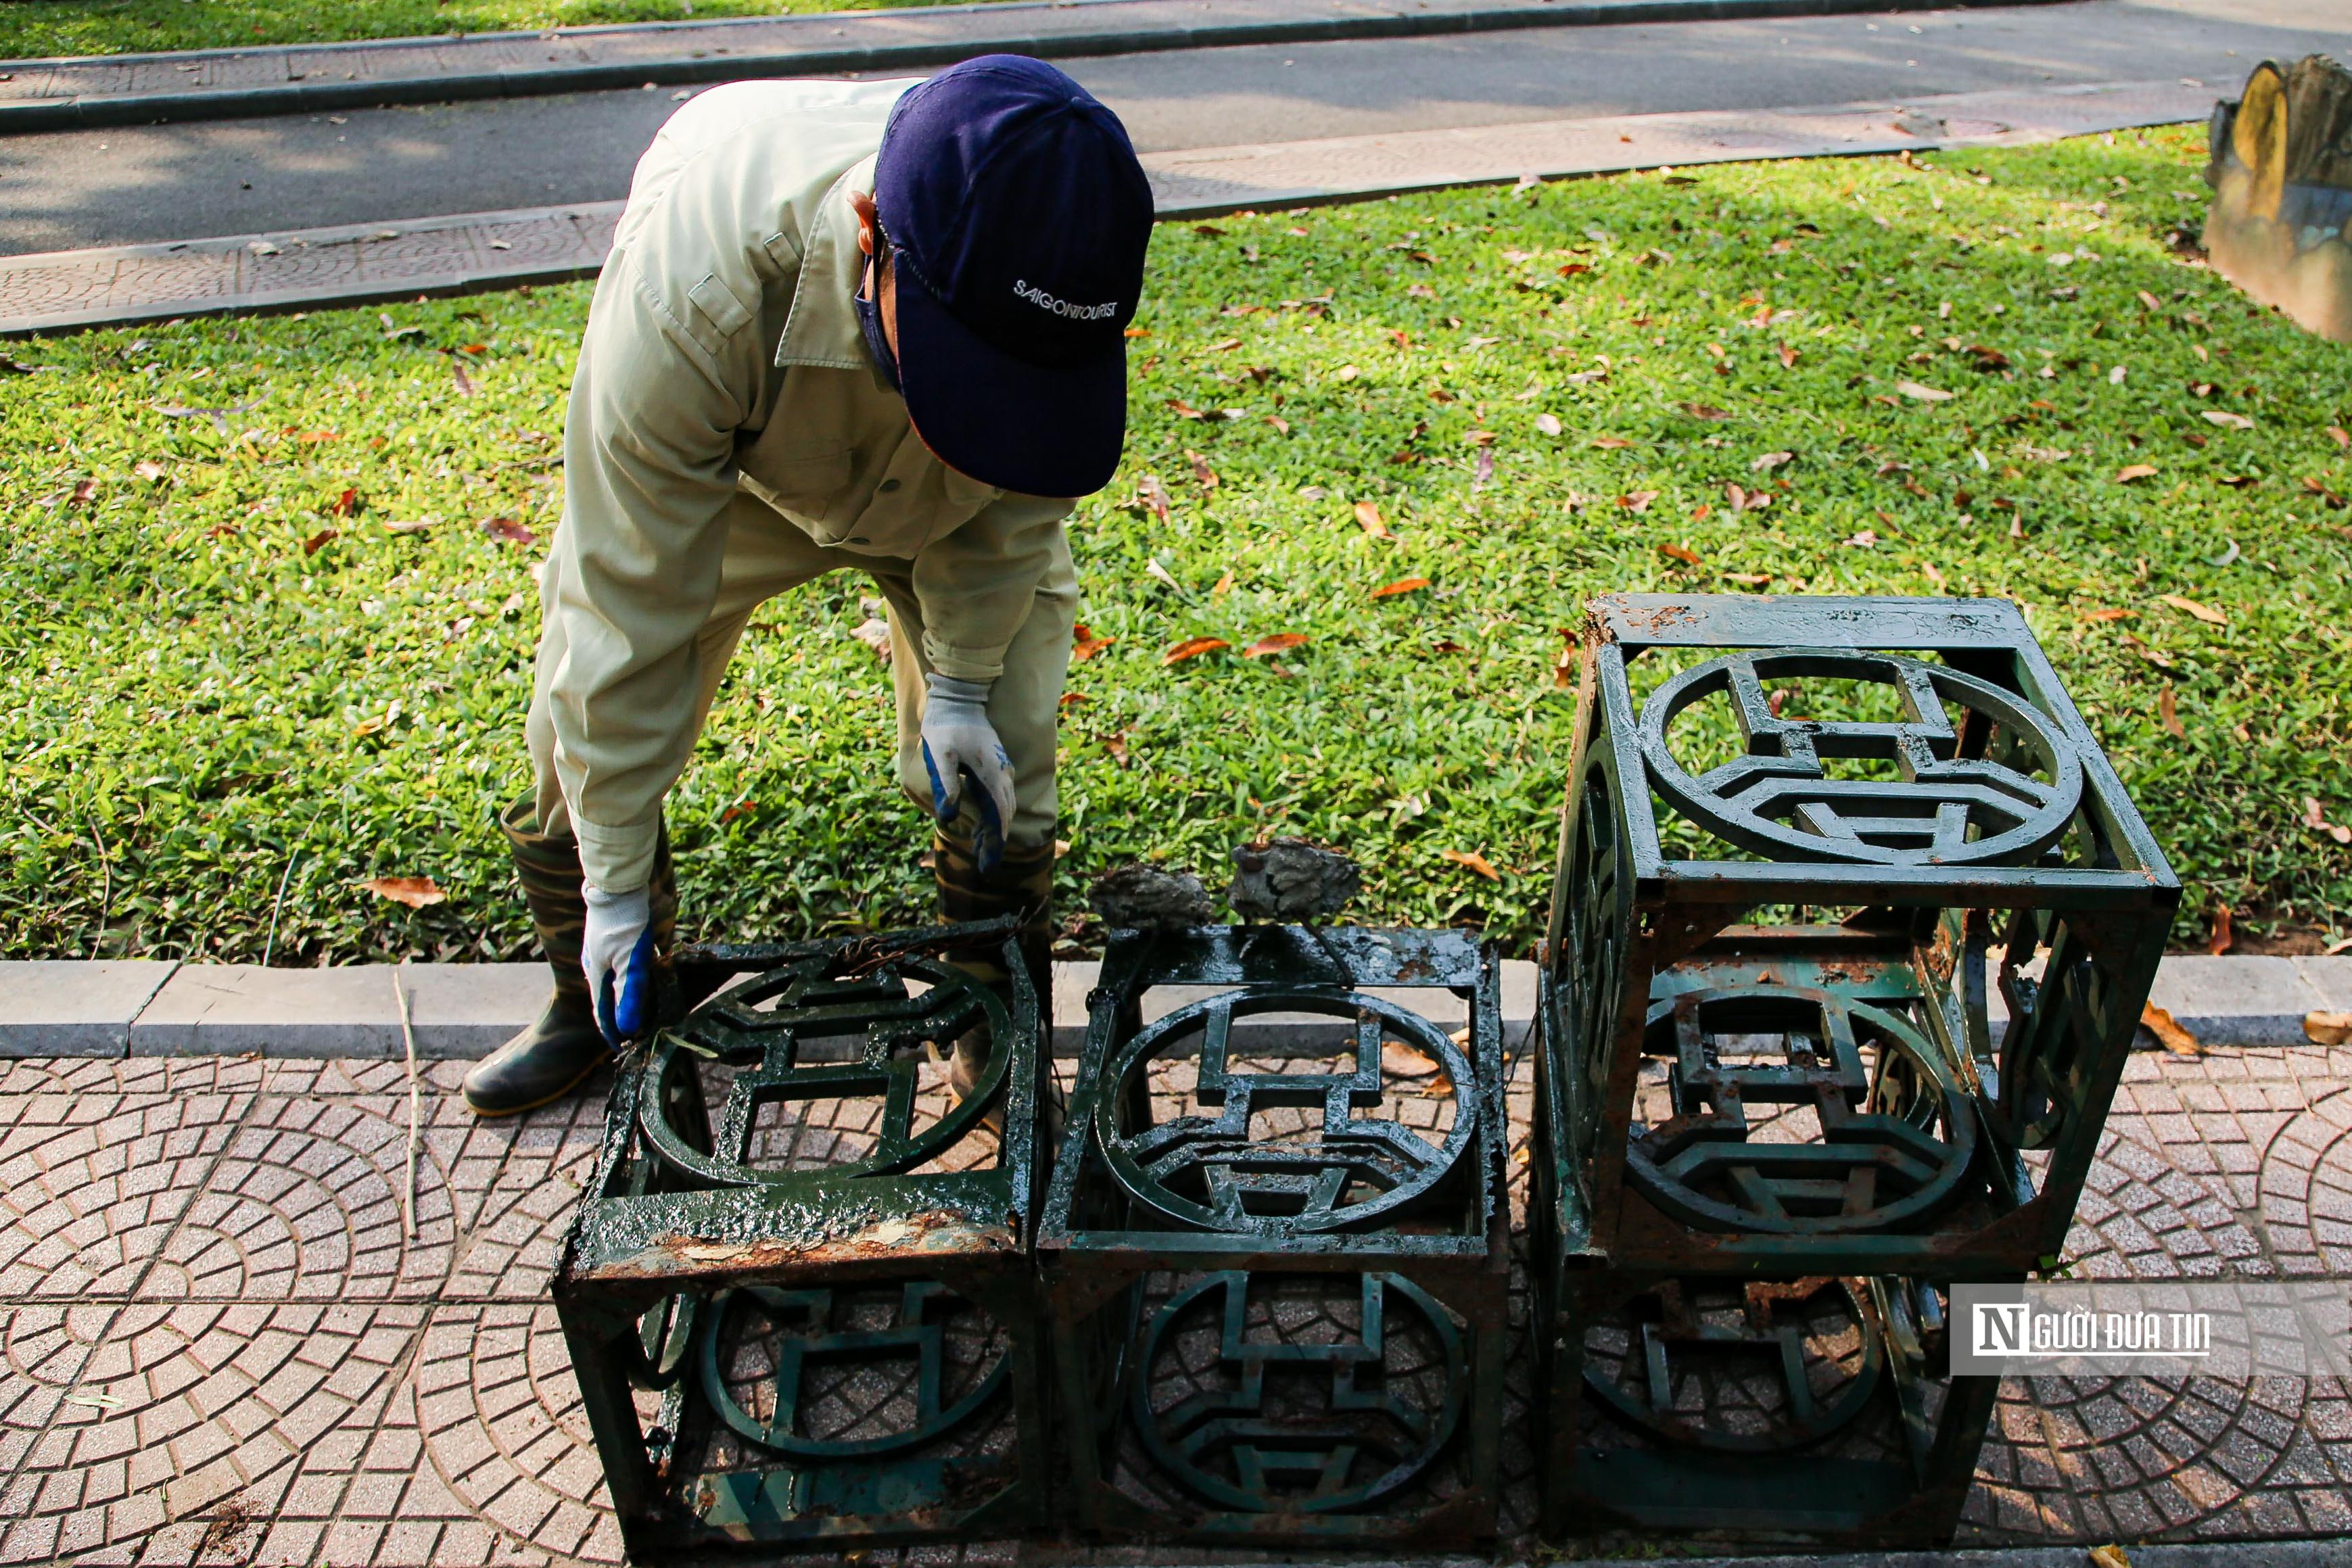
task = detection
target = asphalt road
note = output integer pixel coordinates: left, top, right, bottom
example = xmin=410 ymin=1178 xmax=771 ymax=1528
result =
xmin=2 ymin=0 xmax=2347 ymax=256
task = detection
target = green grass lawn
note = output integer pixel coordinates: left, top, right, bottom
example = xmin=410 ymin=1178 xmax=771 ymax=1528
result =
xmin=0 ymin=0 xmax=956 ymax=62
xmin=5 ymin=124 xmax=2349 ymax=966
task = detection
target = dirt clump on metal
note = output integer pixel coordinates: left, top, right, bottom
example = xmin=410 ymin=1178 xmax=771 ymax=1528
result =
xmin=1227 ymin=838 xmax=1362 ymax=924
xmin=1090 ymin=865 xmax=1215 ymax=933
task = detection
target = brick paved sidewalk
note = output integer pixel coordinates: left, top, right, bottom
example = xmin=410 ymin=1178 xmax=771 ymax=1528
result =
xmin=1 ymin=1042 xmax=2347 ymax=1565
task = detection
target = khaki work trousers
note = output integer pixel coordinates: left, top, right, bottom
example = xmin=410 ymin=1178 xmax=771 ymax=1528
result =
xmin=527 ymin=491 xmax=1079 ymax=861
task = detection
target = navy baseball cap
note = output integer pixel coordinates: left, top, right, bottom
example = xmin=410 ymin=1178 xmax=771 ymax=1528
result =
xmin=875 ymin=55 xmax=1153 ymax=498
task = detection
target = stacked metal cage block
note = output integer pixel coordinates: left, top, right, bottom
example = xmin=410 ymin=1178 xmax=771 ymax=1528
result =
xmin=551 ymin=920 xmax=1052 ymax=1559
xmin=1528 ymin=595 xmax=2179 ymax=1544
xmin=1037 ymin=924 xmax=1513 ymax=1547
xmin=550 ymin=592 xmax=2182 ymax=1553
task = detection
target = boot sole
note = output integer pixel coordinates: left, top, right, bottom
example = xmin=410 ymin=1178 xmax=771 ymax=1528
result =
xmin=462 ymin=1052 xmax=610 ymax=1119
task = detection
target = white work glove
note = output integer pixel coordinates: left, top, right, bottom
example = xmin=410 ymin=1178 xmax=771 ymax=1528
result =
xmin=582 ymin=882 xmax=655 ymax=1045
xmin=919 ymin=673 xmax=1016 ymax=872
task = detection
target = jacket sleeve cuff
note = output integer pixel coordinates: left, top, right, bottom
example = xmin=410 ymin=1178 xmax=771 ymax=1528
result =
xmin=572 ymin=813 xmax=661 ymax=895
xmin=920 ymin=632 xmax=1010 ymax=684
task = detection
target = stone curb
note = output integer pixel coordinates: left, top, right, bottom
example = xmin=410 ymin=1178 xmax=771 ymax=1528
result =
xmin=0 ymin=79 xmax=2211 ymax=337
xmin=1 ymin=953 xmax=2343 ymax=1060
xmin=0 ymin=0 xmax=2070 ymax=137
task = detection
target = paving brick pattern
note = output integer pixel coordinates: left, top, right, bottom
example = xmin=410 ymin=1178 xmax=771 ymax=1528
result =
xmin=1 ymin=1045 xmax=2348 ymax=1564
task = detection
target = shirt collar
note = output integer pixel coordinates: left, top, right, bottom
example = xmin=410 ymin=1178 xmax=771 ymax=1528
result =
xmin=775 ymin=156 xmax=877 ymax=372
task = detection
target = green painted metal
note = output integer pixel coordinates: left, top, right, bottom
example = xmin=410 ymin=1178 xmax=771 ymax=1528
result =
xmin=550 ymin=918 xmax=1051 ymax=1559
xmin=1530 ymin=594 xmax=2177 ymax=1546
xmin=1039 ymin=924 xmax=1511 ymax=1545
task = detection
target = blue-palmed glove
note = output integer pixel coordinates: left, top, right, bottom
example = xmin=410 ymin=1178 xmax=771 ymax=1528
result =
xmin=918 ymin=673 xmax=1016 ymax=872
xmin=582 ymin=882 xmax=655 ymax=1045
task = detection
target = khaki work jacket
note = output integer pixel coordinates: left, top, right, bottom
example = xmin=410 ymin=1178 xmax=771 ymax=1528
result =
xmin=544 ymin=78 xmax=1076 ymax=892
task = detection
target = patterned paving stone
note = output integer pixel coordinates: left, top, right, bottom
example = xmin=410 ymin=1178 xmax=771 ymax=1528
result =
xmin=149 ymin=1096 xmax=456 ymax=1301
xmin=1963 ymin=1373 xmax=2351 ymax=1543
xmin=414 ymin=1304 xmax=625 ymax=1565
xmin=0 ymin=1089 xmax=247 ymax=1300
xmin=431 ymin=1095 xmax=607 ymax=1302
xmin=0 ymin=1302 xmax=115 ymax=1544
xmin=2256 ymin=1090 xmax=2352 ymax=1279
xmin=0 ymin=1044 xmax=2347 ymax=1561
xmin=5 ymin=1302 xmax=423 ymax=1567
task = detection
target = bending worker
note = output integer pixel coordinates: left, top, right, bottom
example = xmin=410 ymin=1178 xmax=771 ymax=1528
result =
xmin=463 ymin=56 xmax=1154 ymax=1115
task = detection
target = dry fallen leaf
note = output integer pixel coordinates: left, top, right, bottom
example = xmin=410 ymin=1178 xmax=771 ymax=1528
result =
xmin=2159 ymin=593 xmax=2226 ymax=625
xmin=1659 ymin=542 xmax=1701 ymax=565
xmin=133 ymin=460 xmax=168 ymax=482
xmin=2209 ymin=901 xmax=2234 ymax=955
xmin=1842 ymin=529 xmax=1879 ymax=548
xmin=1620 ymin=491 xmax=1660 ymax=515
xmin=1895 ymin=379 xmax=1955 ymax=402
xmin=2140 ymin=1003 xmax=2201 ymax=1057
xmin=302 ymin=527 xmax=337 ymax=556
xmin=449 ymin=357 xmax=476 ymax=397
xmin=2203 ymin=410 xmax=2254 ymax=430
xmin=2088 ymin=1546 xmax=2132 ymax=1568
xmin=2159 ymin=686 xmax=2184 ymax=738
xmin=479 ymin=515 xmax=535 ymax=546
xmin=1381 ymin=1039 xmax=1440 ymax=1078
xmin=2082 ymin=607 xmax=2137 ymax=622
xmin=1212 ymin=569 xmax=1236 ymax=595
xmin=2116 ymin=463 xmax=2159 ymax=483
xmin=1534 ymin=412 xmax=1563 ymax=436
xmin=362 ymin=876 xmax=446 ymax=909
xmin=1242 ymin=632 xmax=1308 ymax=657
xmin=849 ymin=616 xmax=893 ymax=662
xmin=1440 ymin=849 xmax=1503 ymax=881
xmin=1162 ymin=636 xmax=1229 ymax=665
xmin=2327 ymin=425 xmax=2350 ymax=449
xmin=1678 ymin=402 xmax=1731 ymax=421
xmin=1777 ymin=342 xmax=1800 ymax=369
xmin=1071 ymin=623 xmax=1115 ymax=661
xmin=1138 ymin=473 xmax=1172 ymax=522
xmin=1593 ymin=435 xmax=1632 ymax=450
xmin=68 ymin=478 xmax=97 ymax=506
xmin=2305 ymin=1011 xmax=2352 ymax=1047
xmin=2301 ymin=796 xmax=2352 ymax=845
xmin=1370 ymin=577 xmax=1432 ymax=600
xmin=1187 ymin=450 xmax=1219 ymax=490
xmin=1353 ymin=499 xmax=1391 ymax=538
xmin=1751 ymin=450 xmax=1794 ymax=472
xmin=1165 ymin=398 xmax=1204 ymax=419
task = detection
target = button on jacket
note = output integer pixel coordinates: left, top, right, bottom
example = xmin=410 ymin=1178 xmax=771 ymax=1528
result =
xmin=536 ymin=79 xmax=1079 ymax=893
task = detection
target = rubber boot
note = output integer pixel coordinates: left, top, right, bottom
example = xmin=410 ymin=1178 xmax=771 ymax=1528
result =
xmin=933 ymin=832 xmax=1058 ymax=1136
xmin=462 ymin=798 xmax=676 ymax=1117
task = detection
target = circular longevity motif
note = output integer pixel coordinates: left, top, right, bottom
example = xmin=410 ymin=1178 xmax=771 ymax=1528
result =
xmin=1135 ymin=1271 xmax=1465 ymax=1513
xmin=1584 ymin=1275 xmax=1886 ymax=1454
xmin=699 ymin=1281 xmax=1010 ymax=1459
xmin=1625 ymin=985 xmax=1978 ymax=1235
xmin=640 ymin=952 xmax=1012 ymax=1187
xmin=1638 ymin=649 xmax=2083 ymax=867
xmin=1095 ymin=989 xmax=1475 ymax=1235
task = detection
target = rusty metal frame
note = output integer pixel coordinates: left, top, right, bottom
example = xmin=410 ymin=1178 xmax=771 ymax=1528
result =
xmin=1541 ymin=1267 xmax=2008 ymax=1545
xmin=551 ymin=918 xmax=1050 ymax=1559
xmin=1530 ymin=595 xmax=2176 ymax=1546
xmin=1037 ymin=925 xmax=1512 ymax=1546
